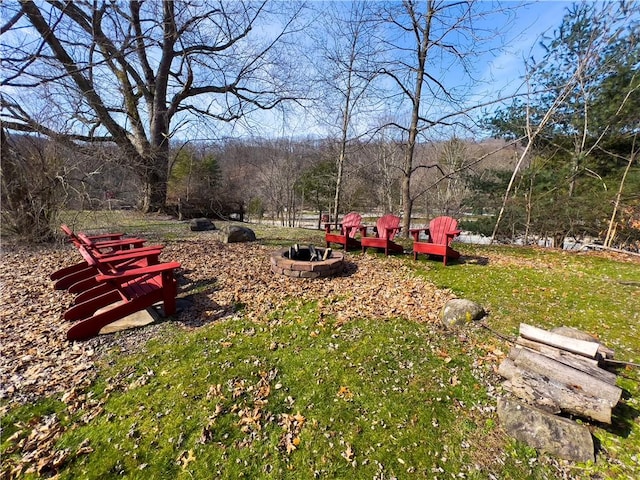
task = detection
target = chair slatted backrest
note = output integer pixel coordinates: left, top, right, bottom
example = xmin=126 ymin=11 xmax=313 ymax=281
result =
xmin=376 ymin=214 xmax=401 ymax=240
xmin=429 ymin=216 xmax=459 ymax=246
xmin=342 ymin=212 xmax=362 ymax=238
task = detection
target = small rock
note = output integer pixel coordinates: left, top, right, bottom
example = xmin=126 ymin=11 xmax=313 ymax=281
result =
xmin=189 ymin=218 xmax=215 ymax=231
xmin=440 ymin=298 xmax=485 ymax=328
xmin=215 ymin=225 xmax=256 ymax=243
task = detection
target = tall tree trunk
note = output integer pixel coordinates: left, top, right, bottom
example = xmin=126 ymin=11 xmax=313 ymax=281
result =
xmin=399 ymin=1 xmax=432 ymax=237
xmin=333 ymin=122 xmax=348 ymax=227
xmin=141 ymin=152 xmax=169 ymax=213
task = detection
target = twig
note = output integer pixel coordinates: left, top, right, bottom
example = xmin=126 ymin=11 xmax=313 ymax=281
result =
xmin=478 ymin=321 xmax=516 ymax=344
xmin=601 ymin=358 xmax=640 ymax=369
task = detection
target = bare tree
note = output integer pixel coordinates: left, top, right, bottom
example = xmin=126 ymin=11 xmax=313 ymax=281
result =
xmin=375 ymin=0 xmax=515 ymax=235
xmin=1 ymin=1 xmax=306 ymax=212
xmin=604 ymin=141 xmax=639 ymax=249
xmin=1 ymin=130 xmax=64 ymax=241
xmin=309 ymin=1 xmax=381 ymax=225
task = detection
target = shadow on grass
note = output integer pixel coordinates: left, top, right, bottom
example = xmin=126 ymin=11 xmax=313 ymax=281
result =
xmin=171 ymin=270 xmax=237 ymax=328
xmin=604 ymin=389 xmax=640 ymax=439
xmin=459 ymin=254 xmax=490 ymax=266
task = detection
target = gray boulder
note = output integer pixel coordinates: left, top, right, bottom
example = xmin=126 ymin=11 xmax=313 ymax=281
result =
xmin=498 ymin=396 xmax=595 ymax=462
xmin=216 ymin=225 xmax=256 ymax=243
xmin=190 ymin=218 xmax=216 ymax=231
xmin=440 ymin=298 xmax=485 ymax=328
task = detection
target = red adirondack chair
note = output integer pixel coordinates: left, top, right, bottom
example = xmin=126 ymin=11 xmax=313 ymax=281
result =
xmin=65 ymin=261 xmax=181 ymax=341
xmin=360 ymin=214 xmax=404 ymax=256
xmin=52 ymin=231 xmax=164 ymax=291
xmin=51 ymin=225 xmax=149 ymax=284
xmin=410 ymin=216 xmax=461 ymax=266
xmin=64 ymin=258 xmax=181 ymax=341
xmin=65 ymin=245 xmax=164 ymax=296
xmin=325 ymin=212 xmax=362 ymax=251
xmin=60 ymin=224 xmax=128 ymax=247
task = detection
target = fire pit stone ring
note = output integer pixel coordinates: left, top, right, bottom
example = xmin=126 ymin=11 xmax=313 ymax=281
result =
xmin=270 ymin=246 xmax=345 ymax=279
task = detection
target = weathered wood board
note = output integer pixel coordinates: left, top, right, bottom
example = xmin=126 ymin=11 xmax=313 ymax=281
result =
xmin=519 ymin=323 xmax=600 ymax=358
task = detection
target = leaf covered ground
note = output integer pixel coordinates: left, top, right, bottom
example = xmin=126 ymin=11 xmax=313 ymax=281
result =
xmin=0 ymin=237 xmax=452 ymax=406
xmin=1 ymin=221 xmax=639 ymax=479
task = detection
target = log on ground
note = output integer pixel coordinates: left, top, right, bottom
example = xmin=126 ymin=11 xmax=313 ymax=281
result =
xmin=515 ymin=337 xmax=618 ymax=385
xmin=499 ymin=358 xmax=614 ymax=423
xmin=508 ymin=347 xmax=622 ymax=408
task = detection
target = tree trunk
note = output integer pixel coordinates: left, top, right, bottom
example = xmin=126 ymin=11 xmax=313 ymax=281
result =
xmin=142 ymin=164 xmax=168 ymax=213
xmin=140 ymin=145 xmax=169 ymax=213
xmin=333 ymin=138 xmax=347 ymax=228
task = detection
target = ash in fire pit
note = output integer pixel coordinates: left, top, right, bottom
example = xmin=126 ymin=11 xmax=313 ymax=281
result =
xmin=287 ymin=244 xmax=331 ymax=262
xmin=271 ymin=244 xmax=345 ymax=279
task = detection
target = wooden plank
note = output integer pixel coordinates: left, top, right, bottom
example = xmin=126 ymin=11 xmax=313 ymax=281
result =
xmin=515 ymin=338 xmax=618 ymax=385
xmin=97 ymin=303 xmax=156 ymax=334
xmin=499 ymin=358 xmax=613 ymax=423
xmin=516 ymin=337 xmax=599 ymax=366
xmin=519 ymin=323 xmax=600 ymax=358
xmin=551 ymin=326 xmax=615 ymax=359
xmin=509 ymin=347 xmax=622 ymax=407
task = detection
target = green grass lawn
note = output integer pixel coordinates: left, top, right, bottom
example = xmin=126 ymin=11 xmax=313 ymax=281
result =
xmin=2 ymin=213 xmax=639 ymax=479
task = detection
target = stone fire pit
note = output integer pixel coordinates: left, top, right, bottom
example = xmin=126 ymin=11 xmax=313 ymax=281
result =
xmin=270 ymin=245 xmax=345 ymax=279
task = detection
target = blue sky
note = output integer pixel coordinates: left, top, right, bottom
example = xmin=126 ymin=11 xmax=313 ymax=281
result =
xmin=0 ymin=0 xmax=621 ymax=142
xmin=475 ymin=1 xmax=577 ymax=99
xmin=265 ymin=1 xmax=585 ymax=140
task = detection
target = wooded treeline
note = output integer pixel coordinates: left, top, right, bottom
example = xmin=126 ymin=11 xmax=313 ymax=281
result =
xmin=1 ymin=1 xmax=638 ymax=250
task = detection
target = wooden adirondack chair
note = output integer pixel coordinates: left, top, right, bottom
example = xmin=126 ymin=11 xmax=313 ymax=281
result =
xmin=325 ymin=212 xmax=362 ymax=251
xmin=60 ymin=224 xmax=127 ymax=247
xmin=360 ymin=214 xmax=404 ymax=256
xmin=64 ymin=245 xmax=164 ymax=295
xmin=52 ymin=231 xmax=164 ymax=291
xmin=64 ymin=258 xmax=181 ymax=341
xmin=410 ymin=216 xmax=461 ymax=266
xmin=59 ymin=224 xmax=148 ymax=253
xmin=51 ymin=225 xmax=149 ymax=284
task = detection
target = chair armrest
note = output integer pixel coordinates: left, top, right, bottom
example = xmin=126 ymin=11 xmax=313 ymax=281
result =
xmin=96 ymin=261 xmax=181 ymax=282
xmin=99 ymin=244 xmax=162 ymax=256
xmin=78 ymin=245 xmax=163 ymax=266
xmin=410 ymin=228 xmax=429 ymax=241
xmin=79 ymin=232 xmax=146 ymax=249
xmin=92 ymin=238 xmax=146 ymax=250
